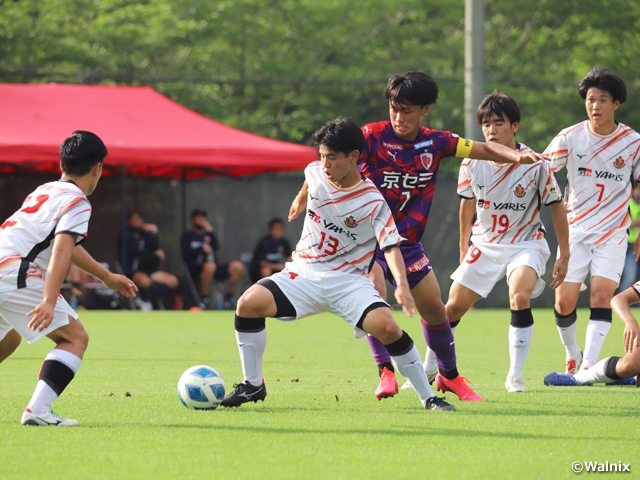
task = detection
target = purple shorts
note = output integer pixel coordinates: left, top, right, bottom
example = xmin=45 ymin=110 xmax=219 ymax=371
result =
xmin=375 ymin=243 xmax=432 ymax=289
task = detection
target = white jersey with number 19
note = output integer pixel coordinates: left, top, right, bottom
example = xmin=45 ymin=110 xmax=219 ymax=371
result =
xmin=292 ymin=161 xmax=405 ymax=275
xmin=0 ymin=181 xmax=91 ymax=292
xmin=545 ymin=121 xmax=640 ymax=244
xmin=458 ymin=143 xmax=562 ymax=245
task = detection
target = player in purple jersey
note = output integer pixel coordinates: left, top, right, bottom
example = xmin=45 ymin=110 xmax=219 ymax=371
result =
xmin=289 ymin=72 xmax=544 ymax=403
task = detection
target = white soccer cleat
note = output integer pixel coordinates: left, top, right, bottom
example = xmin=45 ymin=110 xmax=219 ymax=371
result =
xmin=565 ymin=350 xmax=583 ymax=374
xmin=505 ymin=376 xmax=528 ymax=393
xmin=21 ymin=409 xmax=79 ymax=427
xmin=400 ymin=379 xmax=413 ymax=390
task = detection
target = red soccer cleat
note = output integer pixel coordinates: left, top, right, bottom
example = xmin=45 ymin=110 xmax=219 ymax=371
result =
xmin=375 ymin=367 xmax=399 ymax=400
xmin=434 ymin=373 xmax=483 ymax=402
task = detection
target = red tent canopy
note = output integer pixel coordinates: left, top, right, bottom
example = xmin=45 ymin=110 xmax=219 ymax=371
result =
xmin=0 ymin=83 xmax=317 ymax=179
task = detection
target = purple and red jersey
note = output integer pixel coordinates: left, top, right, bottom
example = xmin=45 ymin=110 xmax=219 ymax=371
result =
xmin=359 ymin=120 xmax=471 ymax=245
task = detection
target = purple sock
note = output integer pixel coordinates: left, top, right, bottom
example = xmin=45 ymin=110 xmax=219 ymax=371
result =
xmin=367 ymin=335 xmax=391 ymax=366
xmin=422 ymin=318 xmax=457 ymax=372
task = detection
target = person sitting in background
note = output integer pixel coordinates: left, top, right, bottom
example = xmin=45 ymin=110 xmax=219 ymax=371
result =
xmin=65 ymin=263 xmax=87 ymax=309
xmin=249 ymin=218 xmax=292 ymax=283
xmin=118 ymin=209 xmax=179 ymax=310
xmin=180 ymin=207 xmax=243 ymax=309
xmin=619 ymin=184 xmax=640 ymax=293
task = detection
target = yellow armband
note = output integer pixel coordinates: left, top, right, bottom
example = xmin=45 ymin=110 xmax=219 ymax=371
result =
xmin=455 ymin=138 xmax=473 ymax=158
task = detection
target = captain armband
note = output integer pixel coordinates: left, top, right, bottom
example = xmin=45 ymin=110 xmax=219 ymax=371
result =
xmin=455 ymin=138 xmax=473 ymax=158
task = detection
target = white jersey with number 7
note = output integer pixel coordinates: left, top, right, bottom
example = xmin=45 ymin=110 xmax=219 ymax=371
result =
xmin=292 ymin=161 xmax=405 ymax=275
xmin=0 ymin=181 xmax=91 ymax=292
xmin=544 ymin=121 xmax=640 ymax=244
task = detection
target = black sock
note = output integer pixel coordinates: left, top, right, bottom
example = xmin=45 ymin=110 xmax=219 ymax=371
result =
xmin=439 ymin=367 xmax=459 ymax=380
xmin=378 ymin=362 xmax=395 ymax=376
xmin=39 ymin=360 xmax=75 ymax=396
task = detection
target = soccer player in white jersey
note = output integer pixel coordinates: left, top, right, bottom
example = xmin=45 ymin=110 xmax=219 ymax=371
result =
xmin=544 ymin=278 xmax=640 ymax=387
xmin=412 ymin=92 xmax=570 ymax=393
xmin=0 ymin=131 xmax=137 ymax=426
xmin=545 ymin=67 xmax=640 ymax=375
xmin=221 ymin=117 xmax=455 ymax=411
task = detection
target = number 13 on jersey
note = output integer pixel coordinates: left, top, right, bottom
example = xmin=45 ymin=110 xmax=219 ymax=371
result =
xmin=318 ymin=231 xmax=339 ymax=255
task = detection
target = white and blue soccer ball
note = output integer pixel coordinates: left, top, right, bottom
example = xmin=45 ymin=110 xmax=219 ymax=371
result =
xmin=177 ymin=365 xmax=226 ymax=410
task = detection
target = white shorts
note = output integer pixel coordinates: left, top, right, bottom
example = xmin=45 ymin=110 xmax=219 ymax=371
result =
xmin=561 ymin=241 xmax=626 ymax=285
xmin=0 ymin=276 xmax=78 ymax=344
xmin=265 ymin=263 xmax=388 ymax=338
xmin=451 ymin=243 xmax=549 ymax=299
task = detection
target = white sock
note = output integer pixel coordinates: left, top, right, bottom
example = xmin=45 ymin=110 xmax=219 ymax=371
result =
xmin=236 ymin=329 xmax=266 ymax=386
xmin=556 ymin=321 xmax=581 ymax=359
xmin=574 ymin=358 xmax=612 ymax=385
xmin=423 ymin=325 xmax=456 ymax=373
xmin=392 ymin=345 xmax=434 ymax=405
xmin=507 ymin=325 xmax=533 ymax=379
xmin=26 ymin=349 xmax=82 ymax=416
xmin=582 ymin=320 xmax=611 ymax=370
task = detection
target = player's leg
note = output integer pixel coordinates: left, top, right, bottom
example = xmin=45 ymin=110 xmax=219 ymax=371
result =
xmin=546 ymin=349 xmax=640 ymax=386
xmin=581 ymin=243 xmax=626 ymax=370
xmin=504 ymin=265 xmax=537 ymax=392
xmin=364 ymin=261 xmax=399 ymax=397
xmin=413 ymin=271 xmax=483 ymax=401
xmin=360 ymin=307 xmax=453 ymax=411
xmin=554 ymin=242 xmax=589 ymax=373
xmin=0 ymin=328 xmax=21 ymax=363
xmin=22 ymin=317 xmax=89 ymax=424
xmin=581 ymin=275 xmax=618 ymax=370
xmin=222 ymin=273 xmax=303 ymax=408
xmin=420 ymin=281 xmax=480 ymax=381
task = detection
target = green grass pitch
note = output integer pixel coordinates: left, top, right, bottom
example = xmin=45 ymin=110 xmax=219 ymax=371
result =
xmin=0 ymin=308 xmax=637 ymax=479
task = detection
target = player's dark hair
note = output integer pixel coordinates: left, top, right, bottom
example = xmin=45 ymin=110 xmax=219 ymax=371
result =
xmin=268 ymin=217 xmax=284 ymax=229
xmin=386 ymin=71 xmax=439 ymax=108
xmin=126 ymin=208 xmax=144 ymax=222
xmin=59 ymin=130 xmax=108 ymax=176
xmin=578 ymin=67 xmax=627 ymax=104
xmin=190 ymin=207 xmax=208 ymax=219
xmin=312 ymin=117 xmax=364 ymax=157
xmin=476 ymin=91 xmax=521 ymax=126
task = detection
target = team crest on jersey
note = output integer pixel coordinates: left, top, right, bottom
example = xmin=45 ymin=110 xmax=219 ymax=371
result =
xmin=614 ymin=156 xmax=625 ymax=169
xmin=344 ymin=215 xmax=357 ymax=228
xmin=419 ymin=153 xmax=433 ymax=170
xmin=514 ymin=184 xmax=526 ymax=198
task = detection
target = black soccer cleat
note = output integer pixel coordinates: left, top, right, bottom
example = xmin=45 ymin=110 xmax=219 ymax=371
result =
xmin=221 ymin=381 xmax=267 ymax=407
xmin=424 ymin=395 xmax=456 ymax=412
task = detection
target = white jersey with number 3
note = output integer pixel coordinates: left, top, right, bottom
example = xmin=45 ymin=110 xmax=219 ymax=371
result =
xmin=458 ymin=143 xmax=562 ymax=245
xmin=0 ymin=181 xmax=91 ymax=292
xmin=545 ymin=121 xmax=640 ymax=244
xmin=292 ymin=161 xmax=405 ymax=275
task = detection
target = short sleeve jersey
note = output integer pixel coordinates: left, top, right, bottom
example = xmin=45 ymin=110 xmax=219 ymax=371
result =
xmin=544 ymin=121 xmax=640 ymax=244
xmin=458 ymin=143 xmax=562 ymax=244
xmin=292 ymin=161 xmax=405 ymax=275
xmin=359 ymin=120 xmax=472 ymax=245
xmin=0 ymin=181 xmax=91 ymax=291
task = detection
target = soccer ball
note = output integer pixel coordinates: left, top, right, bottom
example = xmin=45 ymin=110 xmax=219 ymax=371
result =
xmin=177 ymin=365 xmax=226 ymax=410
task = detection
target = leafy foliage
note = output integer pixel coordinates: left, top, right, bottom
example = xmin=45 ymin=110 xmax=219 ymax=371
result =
xmin=1 ymin=0 xmax=640 ymax=175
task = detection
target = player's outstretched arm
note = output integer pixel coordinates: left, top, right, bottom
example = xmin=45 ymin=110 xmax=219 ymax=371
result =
xmin=71 ymin=246 xmax=137 ymax=298
xmin=288 ymin=181 xmax=308 ymax=222
xmin=382 ymin=247 xmax=417 ymax=317
xmin=27 ymin=233 xmax=76 ymax=332
xmin=549 ymin=201 xmax=570 ymax=289
xmin=611 ymin=289 xmax=640 ymax=353
xmin=468 ymin=141 xmax=546 ymax=165
xmin=459 ymin=199 xmax=475 ymax=263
